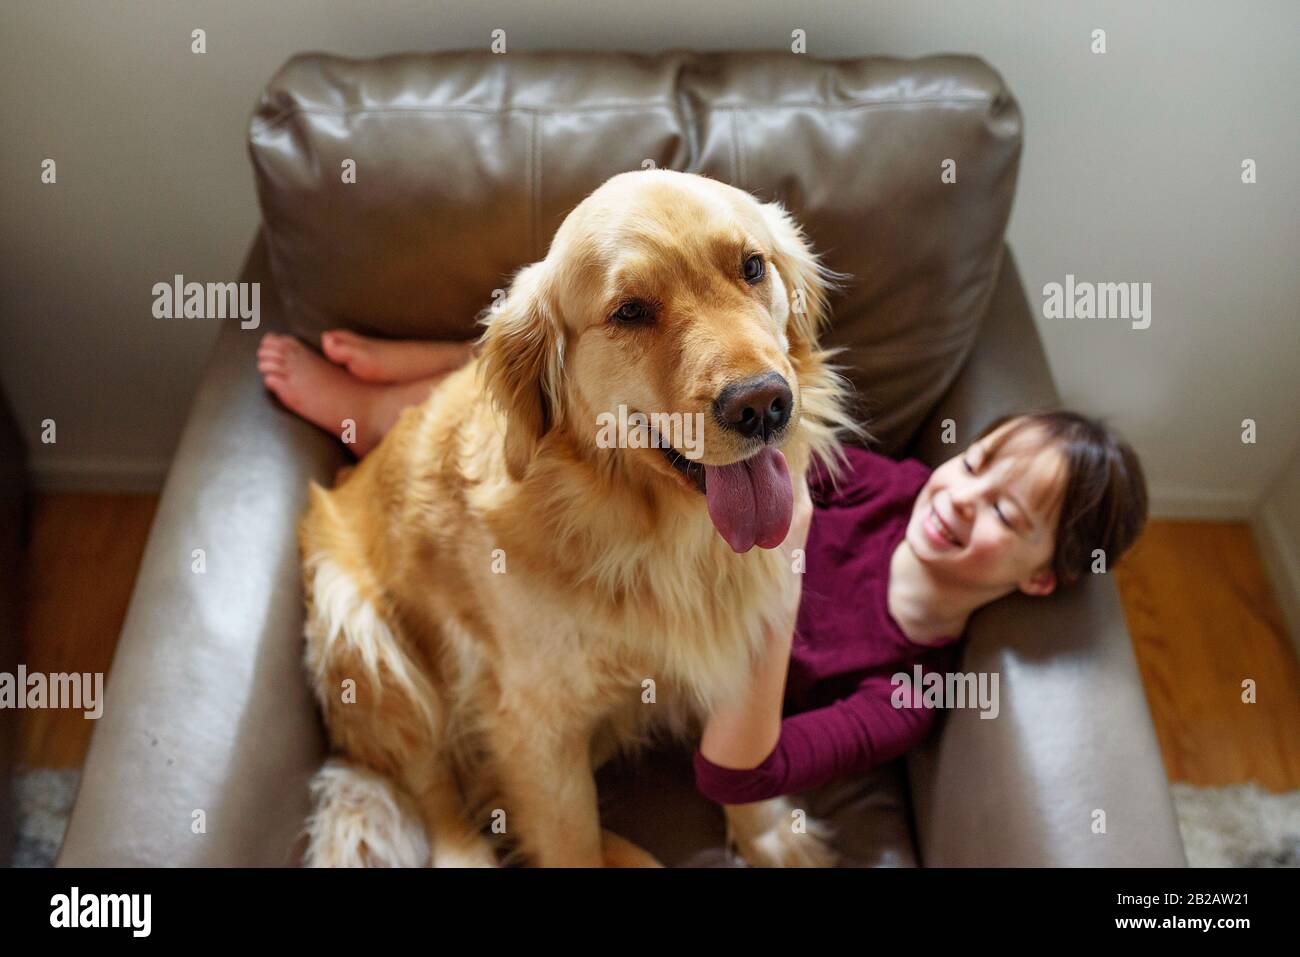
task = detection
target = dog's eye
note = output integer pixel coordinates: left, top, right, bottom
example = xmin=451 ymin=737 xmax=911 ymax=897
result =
xmin=610 ymin=300 xmax=655 ymax=325
xmin=742 ymin=254 xmax=765 ymax=285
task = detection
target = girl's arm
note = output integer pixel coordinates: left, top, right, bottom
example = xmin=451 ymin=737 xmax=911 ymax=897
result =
xmin=699 ymin=609 xmax=797 ymax=769
xmin=698 ymin=478 xmax=812 ymax=770
xmin=696 ymin=659 xmax=955 ymax=805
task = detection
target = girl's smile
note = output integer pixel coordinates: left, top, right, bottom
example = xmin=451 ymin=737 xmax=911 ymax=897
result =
xmin=903 ymin=422 xmax=1066 ymax=596
xmin=923 ymin=500 xmax=963 ymax=550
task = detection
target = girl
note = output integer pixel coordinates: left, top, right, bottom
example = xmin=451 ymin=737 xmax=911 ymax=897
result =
xmin=693 ymin=408 xmax=1148 ymax=804
xmin=256 ymin=330 xmax=1149 ymax=808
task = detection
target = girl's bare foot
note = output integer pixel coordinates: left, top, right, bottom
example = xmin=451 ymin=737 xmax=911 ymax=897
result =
xmin=320 ymin=329 xmax=475 ymax=384
xmin=257 ymin=333 xmax=441 ymax=457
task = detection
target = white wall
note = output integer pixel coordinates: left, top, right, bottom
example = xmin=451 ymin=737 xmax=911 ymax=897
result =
xmin=1 ymin=1 xmax=1297 ymax=512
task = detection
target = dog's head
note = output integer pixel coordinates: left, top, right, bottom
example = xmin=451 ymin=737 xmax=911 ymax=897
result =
xmin=480 ymin=169 xmax=852 ymax=553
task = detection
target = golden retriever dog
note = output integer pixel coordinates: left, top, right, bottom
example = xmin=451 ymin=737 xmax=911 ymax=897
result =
xmin=298 ymin=168 xmax=856 ymax=867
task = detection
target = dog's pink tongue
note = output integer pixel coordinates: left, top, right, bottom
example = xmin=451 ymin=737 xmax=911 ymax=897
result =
xmin=704 ymin=449 xmax=793 ymax=553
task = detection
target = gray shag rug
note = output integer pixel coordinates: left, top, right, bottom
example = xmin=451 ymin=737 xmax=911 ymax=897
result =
xmin=8 ymin=770 xmax=1299 ymax=867
xmin=1170 ymin=781 xmax=1300 ymax=867
xmin=11 ymin=768 xmax=80 ymax=867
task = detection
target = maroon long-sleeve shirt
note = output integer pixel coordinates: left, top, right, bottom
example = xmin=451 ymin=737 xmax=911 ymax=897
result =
xmin=693 ymin=446 xmax=965 ymax=804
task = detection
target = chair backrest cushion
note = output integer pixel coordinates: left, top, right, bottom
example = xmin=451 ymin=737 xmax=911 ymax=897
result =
xmin=248 ymin=50 xmax=1021 ymax=452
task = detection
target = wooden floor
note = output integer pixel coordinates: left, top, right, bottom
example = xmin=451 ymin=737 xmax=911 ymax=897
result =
xmin=1115 ymin=521 xmax=1300 ymax=792
xmin=17 ymin=494 xmax=157 ymax=768
xmin=14 ymin=494 xmax=1300 ymax=792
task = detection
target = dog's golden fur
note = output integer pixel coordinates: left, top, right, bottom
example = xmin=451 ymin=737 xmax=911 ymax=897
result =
xmin=299 ymin=169 xmax=856 ymax=867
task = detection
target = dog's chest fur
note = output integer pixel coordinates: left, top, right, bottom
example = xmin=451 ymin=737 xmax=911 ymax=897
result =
xmin=393 ymin=485 xmax=790 ymax=726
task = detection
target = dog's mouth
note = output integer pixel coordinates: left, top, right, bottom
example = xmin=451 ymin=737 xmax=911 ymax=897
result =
xmin=654 ymin=436 xmax=793 ymax=554
xmin=660 ymin=444 xmax=706 ymax=494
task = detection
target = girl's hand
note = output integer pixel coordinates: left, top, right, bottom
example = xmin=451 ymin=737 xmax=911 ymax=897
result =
xmin=781 ymin=474 xmax=813 ymax=558
xmin=775 ymin=475 xmax=813 ymax=628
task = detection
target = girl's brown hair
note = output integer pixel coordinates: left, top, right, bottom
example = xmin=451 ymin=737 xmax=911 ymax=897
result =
xmin=974 ymin=410 xmax=1148 ymax=587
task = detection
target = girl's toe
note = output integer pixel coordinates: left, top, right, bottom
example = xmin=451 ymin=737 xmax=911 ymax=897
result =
xmin=322 ymin=331 xmax=352 ymax=361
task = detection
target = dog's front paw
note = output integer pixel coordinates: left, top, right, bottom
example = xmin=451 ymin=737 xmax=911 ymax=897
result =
xmin=725 ymin=798 xmax=838 ymax=868
xmin=601 ymin=829 xmax=665 ymax=867
xmin=431 ymin=836 xmax=500 ymax=868
xmin=732 ymin=819 xmax=838 ymax=868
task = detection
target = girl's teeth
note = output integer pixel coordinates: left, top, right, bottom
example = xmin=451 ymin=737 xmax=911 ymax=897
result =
xmin=926 ymin=511 xmax=951 ymax=548
xmin=932 ymin=508 xmax=958 ymax=546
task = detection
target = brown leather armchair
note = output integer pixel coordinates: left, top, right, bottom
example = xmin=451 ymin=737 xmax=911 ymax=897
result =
xmin=58 ymin=50 xmax=1186 ymax=867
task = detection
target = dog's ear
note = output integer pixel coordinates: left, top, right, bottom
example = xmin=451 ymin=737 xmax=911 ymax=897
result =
xmin=757 ymin=199 xmax=867 ymax=473
xmin=478 ymin=261 xmax=564 ymax=481
xmin=757 ymin=200 xmax=850 ymax=353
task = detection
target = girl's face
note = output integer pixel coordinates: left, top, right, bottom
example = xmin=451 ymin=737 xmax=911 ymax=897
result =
xmin=904 ymin=421 xmax=1066 ymax=596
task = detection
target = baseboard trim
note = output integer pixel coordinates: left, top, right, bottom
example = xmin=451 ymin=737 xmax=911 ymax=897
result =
xmin=1149 ymin=485 xmax=1256 ymax=520
xmin=1252 ymin=500 xmax=1300 ymax=653
xmin=28 ymin=453 xmax=169 ymax=494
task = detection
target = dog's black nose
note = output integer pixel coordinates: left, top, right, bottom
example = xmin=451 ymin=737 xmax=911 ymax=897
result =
xmin=713 ymin=373 xmax=792 ymax=441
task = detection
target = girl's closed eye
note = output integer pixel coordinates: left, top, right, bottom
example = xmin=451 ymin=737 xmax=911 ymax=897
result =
xmin=962 ymin=455 xmax=1015 ymax=529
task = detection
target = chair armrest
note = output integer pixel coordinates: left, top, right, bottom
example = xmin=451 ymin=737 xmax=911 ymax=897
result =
xmin=58 ymin=237 xmax=344 ymax=866
xmin=904 ymin=249 xmax=1187 ymax=865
